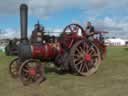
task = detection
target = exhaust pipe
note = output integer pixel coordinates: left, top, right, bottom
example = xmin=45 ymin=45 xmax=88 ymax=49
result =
xmin=20 ymin=4 xmax=28 ymax=41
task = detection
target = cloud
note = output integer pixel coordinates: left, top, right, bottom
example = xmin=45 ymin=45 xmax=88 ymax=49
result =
xmin=0 ymin=0 xmax=82 ymax=17
xmin=0 ymin=28 xmax=19 ymax=39
xmin=88 ymin=0 xmax=108 ymax=8
xmin=0 ymin=0 xmax=26 ymax=15
xmin=92 ymin=17 xmax=128 ymax=39
xmin=0 ymin=27 xmax=33 ymax=39
xmin=0 ymin=0 xmax=128 ymax=17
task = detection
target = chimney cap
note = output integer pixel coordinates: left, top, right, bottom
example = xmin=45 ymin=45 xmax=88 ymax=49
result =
xmin=20 ymin=4 xmax=28 ymax=9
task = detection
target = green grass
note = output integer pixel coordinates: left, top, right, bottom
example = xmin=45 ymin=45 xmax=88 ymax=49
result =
xmin=0 ymin=47 xmax=128 ymax=96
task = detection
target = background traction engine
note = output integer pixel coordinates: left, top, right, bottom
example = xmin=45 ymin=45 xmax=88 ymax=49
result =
xmin=8 ymin=4 xmax=107 ymax=85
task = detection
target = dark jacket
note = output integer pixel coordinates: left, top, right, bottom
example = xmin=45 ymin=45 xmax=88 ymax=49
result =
xmin=86 ymin=26 xmax=95 ymax=32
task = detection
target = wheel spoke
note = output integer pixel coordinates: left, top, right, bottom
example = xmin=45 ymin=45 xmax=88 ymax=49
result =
xmin=74 ymin=26 xmax=79 ymax=33
xmin=25 ymin=64 xmax=32 ymax=69
xmin=74 ymin=57 xmax=82 ymax=62
xmin=89 ymin=49 xmax=95 ymax=55
xmin=90 ymin=51 xmax=94 ymax=55
xmin=86 ymin=48 xmax=89 ymax=53
xmin=76 ymin=60 xmax=84 ymax=65
xmin=76 ymin=48 xmax=83 ymax=55
xmin=69 ymin=26 xmax=73 ymax=32
xmin=11 ymin=65 xmax=17 ymax=68
xmin=74 ymin=54 xmax=81 ymax=58
xmin=16 ymin=60 xmax=19 ymax=65
xmin=92 ymin=54 xmax=98 ymax=58
xmin=78 ymin=63 xmax=83 ymax=72
xmin=79 ymin=46 xmax=85 ymax=53
xmin=22 ymin=72 xmax=29 ymax=80
xmin=23 ymin=69 xmax=29 ymax=73
xmin=27 ymin=75 xmax=33 ymax=82
xmin=81 ymin=63 xmax=86 ymax=72
xmin=88 ymin=47 xmax=93 ymax=53
xmin=12 ymin=70 xmax=17 ymax=73
xmin=85 ymin=62 xmax=89 ymax=72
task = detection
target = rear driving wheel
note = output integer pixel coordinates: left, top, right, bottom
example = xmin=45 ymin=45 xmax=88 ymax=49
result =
xmin=19 ymin=59 xmax=45 ymax=85
xmin=70 ymin=40 xmax=101 ymax=76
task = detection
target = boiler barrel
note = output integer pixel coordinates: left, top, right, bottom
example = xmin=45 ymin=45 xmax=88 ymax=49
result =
xmin=32 ymin=44 xmax=59 ymax=60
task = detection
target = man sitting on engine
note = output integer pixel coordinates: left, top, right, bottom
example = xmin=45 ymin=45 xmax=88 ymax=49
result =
xmin=85 ymin=21 xmax=96 ymax=40
xmin=31 ymin=22 xmax=45 ymax=44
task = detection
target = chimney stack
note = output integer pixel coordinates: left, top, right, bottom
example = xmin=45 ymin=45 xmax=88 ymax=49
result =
xmin=20 ymin=4 xmax=28 ymax=41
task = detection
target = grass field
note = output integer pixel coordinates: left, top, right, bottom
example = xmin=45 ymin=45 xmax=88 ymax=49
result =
xmin=0 ymin=47 xmax=128 ymax=96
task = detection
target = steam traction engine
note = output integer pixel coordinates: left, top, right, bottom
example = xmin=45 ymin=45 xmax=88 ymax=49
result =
xmin=9 ymin=4 xmax=108 ymax=85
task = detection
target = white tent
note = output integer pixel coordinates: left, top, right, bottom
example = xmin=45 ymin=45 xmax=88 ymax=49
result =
xmin=105 ymin=38 xmax=126 ymax=46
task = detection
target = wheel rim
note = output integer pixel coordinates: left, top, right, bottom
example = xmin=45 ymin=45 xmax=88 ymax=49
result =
xmin=19 ymin=59 xmax=45 ymax=85
xmin=71 ymin=40 xmax=101 ymax=76
xmin=9 ymin=58 xmax=20 ymax=78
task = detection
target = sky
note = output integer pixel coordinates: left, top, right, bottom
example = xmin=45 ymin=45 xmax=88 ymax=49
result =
xmin=0 ymin=0 xmax=128 ymax=39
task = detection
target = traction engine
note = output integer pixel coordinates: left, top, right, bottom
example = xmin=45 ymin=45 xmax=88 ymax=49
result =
xmin=8 ymin=4 xmax=108 ymax=85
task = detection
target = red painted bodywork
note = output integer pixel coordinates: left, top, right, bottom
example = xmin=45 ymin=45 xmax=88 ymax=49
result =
xmin=32 ymin=43 xmax=62 ymax=60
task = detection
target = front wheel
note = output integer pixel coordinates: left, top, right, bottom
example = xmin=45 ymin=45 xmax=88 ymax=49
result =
xmin=19 ymin=59 xmax=45 ymax=86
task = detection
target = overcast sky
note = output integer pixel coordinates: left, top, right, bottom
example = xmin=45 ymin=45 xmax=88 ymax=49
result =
xmin=0 ymin=0 xmax=128 ymax=39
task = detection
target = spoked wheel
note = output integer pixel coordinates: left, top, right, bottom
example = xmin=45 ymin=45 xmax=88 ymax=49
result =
xmin=19 ymin=59 xmax=45 ymax=86
xmin=60 ymin=24 xmax=85 ymax=49
xmin=70 ymin=40 xmax=101 ymax=76
xmin=63 ymin=24 xmax=84 ymax=34
xmin=9 ymin=57 xmax=21 ymax=78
